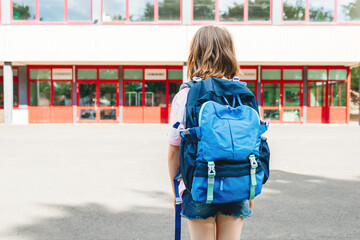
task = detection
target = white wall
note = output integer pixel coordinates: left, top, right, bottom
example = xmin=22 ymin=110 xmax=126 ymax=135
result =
xmin=0 ymin=25 xmax=359 ymax=66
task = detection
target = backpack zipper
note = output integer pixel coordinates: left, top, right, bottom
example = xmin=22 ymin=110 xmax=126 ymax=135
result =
xmin=198 ymin=101 xmax=211 ymax=127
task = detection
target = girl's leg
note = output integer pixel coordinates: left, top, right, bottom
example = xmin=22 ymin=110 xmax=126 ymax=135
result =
xmin=215 ymin=214 xmax=244 ymax=240
xmin=187 ymin=217 xmax=216 ymax=240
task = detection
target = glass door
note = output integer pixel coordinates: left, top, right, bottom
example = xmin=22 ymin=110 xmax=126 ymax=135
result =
xmin=282 ymin=83 xmax=302 ymax=122
xmin=307 ymin=68 xmax=348 ymax=123
xmin=99 ymin=82 xmax=117 ymax=121
xmin=77 ymin=67 xmax=119 ymax=123
xmin=262 ymin=83 xmax=281 ymax=121
xmin=79 ymin=83 xmax=96 ymax=120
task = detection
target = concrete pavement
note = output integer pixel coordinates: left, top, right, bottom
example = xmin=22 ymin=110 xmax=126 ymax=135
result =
xmin=0 ymin=124 xmax=359 ymax=240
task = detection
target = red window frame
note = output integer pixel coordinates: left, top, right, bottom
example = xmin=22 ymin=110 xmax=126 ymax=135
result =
xmin=240 ymin=65 xmax=258 ymax=99
xmin=0 ymin=66 xmax=19 ymax=109
xmin=27 ymin=65 xmax=74 ymax=107
xmin=101 ymin=0 xmax=183 ymax=25
xmin=281 ymin=0 xmax=360 ymax=25
xmin=76 ymin=65 xmax=120 ymax=123
xmin=10 ymin=0 xmax=93 ymax=24
xmin=307 ymin=66 xmax=349 ymax=123
xmin=261 ymin=66 xmax=304 ymax=123
xmin=123 ymin=65 xmax=183 ymax=123
xmin=192 ymin=0 xmax=273 ymax=25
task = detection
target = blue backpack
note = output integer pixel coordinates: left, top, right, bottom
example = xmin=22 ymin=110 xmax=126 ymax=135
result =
xmin=176 ymin=77 xmax=270 ymax=204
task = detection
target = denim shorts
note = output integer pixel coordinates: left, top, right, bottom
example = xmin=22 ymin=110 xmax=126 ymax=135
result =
xmin=181 ymin=190 xmax=252 ymax=220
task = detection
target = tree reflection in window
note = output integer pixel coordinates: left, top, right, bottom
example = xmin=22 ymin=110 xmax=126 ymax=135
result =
xmin=248 ymin=0 xmax=270 ymax=21
xmin=130 ymin=0 xmax=154 ymax=21
xmin=220 ymin=0 xmax=244 ymax=22
xmin=309 ymin=0 xmax=334 ymax=22
xmin=13 ymin=0 xmax=35 ymax=20
xmin=338 ymin=0 xmax=360 ymax=21
xmin=283 ymin=0 xmax=305 ymax=21
xmin=159 ymin=0 xmax=181 ymax=20
xmin=193 ymin=0 xmax=215 ymax=21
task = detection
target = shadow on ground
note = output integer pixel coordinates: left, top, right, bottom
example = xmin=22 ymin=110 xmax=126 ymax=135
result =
xmin=8 ymin=171 xmax=360 ymax=240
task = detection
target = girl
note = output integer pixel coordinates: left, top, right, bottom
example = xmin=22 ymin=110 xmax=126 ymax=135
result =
xmin=168 ymin=25 xmax=253 ymax=240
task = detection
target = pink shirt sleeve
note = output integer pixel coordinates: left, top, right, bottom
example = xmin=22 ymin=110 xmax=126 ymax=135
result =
xmin=168 ymin=87 xmax=190 ymax=146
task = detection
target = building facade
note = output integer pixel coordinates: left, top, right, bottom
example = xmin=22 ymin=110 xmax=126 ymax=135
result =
xmin=1 ymin=0 xmax=359 ymax=124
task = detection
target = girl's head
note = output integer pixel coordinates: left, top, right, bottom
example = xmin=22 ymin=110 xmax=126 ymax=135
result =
xmin=187 ymin=25 xmax=240 ymax=81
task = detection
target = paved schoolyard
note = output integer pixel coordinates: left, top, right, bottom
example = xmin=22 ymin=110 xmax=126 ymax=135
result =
xmin=0 ymin=123 xmax=359 ymax=240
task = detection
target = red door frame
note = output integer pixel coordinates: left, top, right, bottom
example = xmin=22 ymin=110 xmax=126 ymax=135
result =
xmin=240 ymin=65 xmax=258 ymax=100
xmin=76 ymin=65 xmax=120 ymax=123
xmin=123 ymin=65 xmax=183 ymax=123
xmin=0 ymin=66 xmax=19 ymax=109
xmin=261 ymin=66 xmax=304 ymax=123
xmin=27 ymin=65 xmax=73 ymax=123
xmin=307 ymin=66 xmax=349 ymax=123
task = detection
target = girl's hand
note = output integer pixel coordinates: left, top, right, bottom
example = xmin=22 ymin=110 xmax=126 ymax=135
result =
xmin=249 ymin=200 xmax=254 ymax=209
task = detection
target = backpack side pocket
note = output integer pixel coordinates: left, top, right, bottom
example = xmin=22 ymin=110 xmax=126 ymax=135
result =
xmin=259 ymin=137 xmax=270 ymax=184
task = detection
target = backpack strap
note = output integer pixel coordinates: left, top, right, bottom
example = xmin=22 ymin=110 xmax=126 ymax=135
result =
xmin=180 ymin=80 xmax=196 ymax=90
xmin=174 ymin=174 xmax=182 ymax=240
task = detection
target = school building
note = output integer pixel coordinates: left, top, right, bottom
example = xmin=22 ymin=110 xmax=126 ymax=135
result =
xmin=1 ymin=0 xmax=359 ymax=124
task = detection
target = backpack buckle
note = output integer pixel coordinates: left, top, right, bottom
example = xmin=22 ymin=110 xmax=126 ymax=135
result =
xmin=208 ymin=162 xmax=216 ymax=177
xmin=249 ymin=154 xmax=258 ymax=169
xmin=179 ymin=128 xmax=190 ymax=135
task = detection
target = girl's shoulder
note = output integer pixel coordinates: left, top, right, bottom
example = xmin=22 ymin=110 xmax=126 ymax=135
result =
xmin=173 ymin=86 xmax=190 ymax=103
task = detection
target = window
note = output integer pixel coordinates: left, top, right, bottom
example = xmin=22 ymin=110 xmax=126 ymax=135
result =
xmin=338 ymin=0 xmax=360 ymax=21
xmin=13 ymin=0 xmax=36 ymax=20
xmin=129 ymin=0 xmax=154 ymax=22
xmin=68 ymin=0 xmax=91 ymax=21
xmin=263 ymin=83 xmax=280 ymax=106
xmin=193 ymin=0 xmax=215 ymax=21
xmin=78 ymin=69 xmax=97 ymax=79
xmin=30 ymin=81 xmax=51 ymax=106
xmin=329 ymin=82 xmax=346 ymax=107
xmin=102 ymin=0 xmax=181 ymax=23
xmin=124 ymin=69 xmax=143 ymax=79
xmin=53 ymin=82 xmax=72 ymax=106
xmin=219 ymin=0 xmax=244 ymax=22
xmin=145 ymin=82 xmax=166 ymax=106
xmin=29 ymin=67 xmax=72 ymax=107
xmin=283 ymin=69 xmax=303 ymax=80
xmin=12 ymin=0 xmax=92 ymax=23
xmin=159 ymin=0 xmax=181 ymax=21
xmin=39 ymin=0 xmax=65 ymax=22
xmin=168 ymin=69 xmax=183 ymax=80
xmin=248 ymin=0 xmax=270 ymax=21
xmin=124 ymin=82 xmax=143 ymax=106
xmin=193 ymin=0 xmax=271 ymax=23
xmin=308 ymin=82 xmax=326 ymax=107
xmin=309 ymin=0 xmax=334 ymax=22
xmin=99 ymin=69 xmax=119 ymax=80
xmin=282 ymin=0 xmax=359 ymax=24
xmin=262 ymin=69 xmax=281 ymax=80
xmin=308 ymin=69 xmax=327 ymax=80
xmin=283 ymin=0 xmax=305 ymax=21
xmin=103 ymin=0 xmax=126 ymax=22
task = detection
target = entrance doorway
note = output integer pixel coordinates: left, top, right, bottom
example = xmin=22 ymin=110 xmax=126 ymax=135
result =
xmin=76 ymin=67 xmax=119 ymax=123
xmin=307 ymin=67 xmax=348 ymax=123
xmin=261 ymin=67 xmax=303 ymax=123
xmin=123 ymin=66 xmax=183 ymax=123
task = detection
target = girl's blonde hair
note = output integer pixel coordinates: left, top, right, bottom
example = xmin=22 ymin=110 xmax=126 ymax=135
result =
xmin=187 ymin=25 xmax=240 ymax=81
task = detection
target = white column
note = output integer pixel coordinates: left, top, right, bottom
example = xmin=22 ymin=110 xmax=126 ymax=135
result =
xmin=4 ymin=62 xmax=13 ymax=124
xmin=272 ymin=0 xmax=282 ymax=25
xmin=183 ymin=63 xmax=188 ymax=83
xmin=92 ymin=0 xmax=102 ymax=23
xmin=0 ymin=0 xmax=11 ymax=24
xmin=182 ymin=0 xmax=191 ymax=25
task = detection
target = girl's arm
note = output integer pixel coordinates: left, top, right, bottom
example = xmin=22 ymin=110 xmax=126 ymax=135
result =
xmin=168 ymin=144 xmax=180 ymax=197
